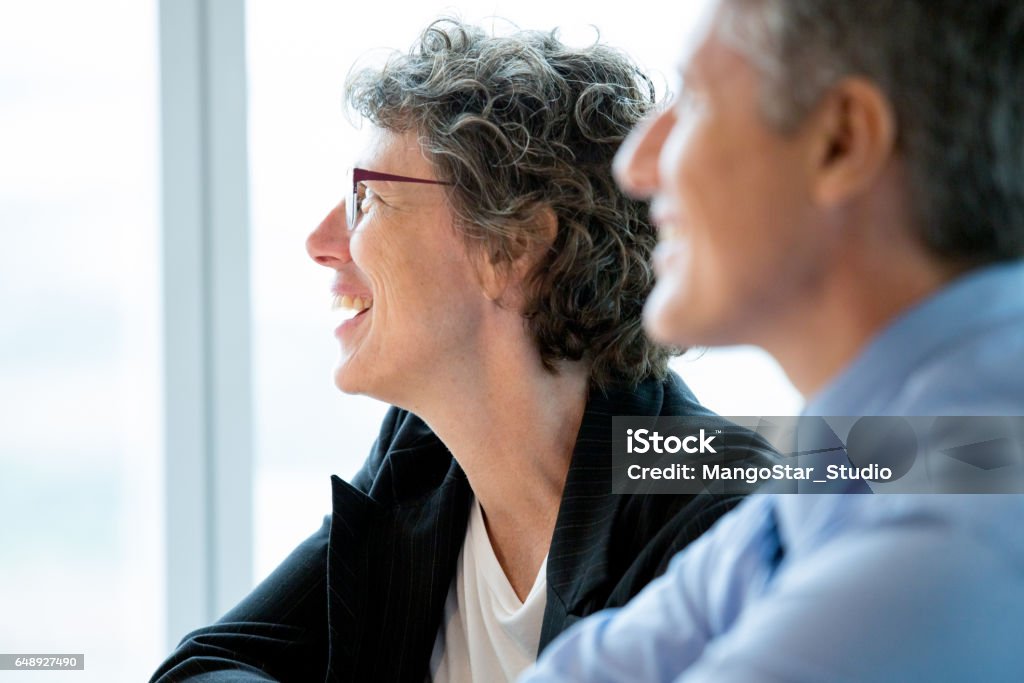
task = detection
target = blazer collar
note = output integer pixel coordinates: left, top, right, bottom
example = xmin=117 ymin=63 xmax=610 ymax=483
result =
xmin=367 ymin=375 xmax=699 ymax=511
xmin=366 ymin=410 xmax=463 ymax=506
xmin=547 ymin=374 xmax=698 ymax=613
xmin=326 ymin=373 xmax=702 ymax=677
xmin=327 ymin=465 xmax=471 ymax=681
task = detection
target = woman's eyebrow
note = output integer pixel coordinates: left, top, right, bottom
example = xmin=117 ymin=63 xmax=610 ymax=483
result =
xmin=360 ymin=180 xmax=406 ymax=196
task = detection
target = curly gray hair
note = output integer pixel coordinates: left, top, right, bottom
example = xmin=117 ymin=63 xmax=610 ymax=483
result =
xmin=346 ymin=18 xmax=675 ymax=390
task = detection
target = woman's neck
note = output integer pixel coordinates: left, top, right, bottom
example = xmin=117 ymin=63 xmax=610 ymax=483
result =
xmin=414 ymin=348 xmax=590 ymax=600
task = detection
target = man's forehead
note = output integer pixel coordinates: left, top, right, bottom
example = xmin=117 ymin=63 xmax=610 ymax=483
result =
xmin=676 ymin=3 xmax=761 ymax=94
xmin=675 ymin=0 xmax=724 ymax=81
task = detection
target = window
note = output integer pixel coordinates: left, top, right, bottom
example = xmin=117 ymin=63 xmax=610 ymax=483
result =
xmin=0 ymin=1 xmax=163 ymax=679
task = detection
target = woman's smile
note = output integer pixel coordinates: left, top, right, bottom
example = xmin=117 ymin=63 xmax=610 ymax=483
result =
xmin=332 ymin=292 xmax=373 ymax=340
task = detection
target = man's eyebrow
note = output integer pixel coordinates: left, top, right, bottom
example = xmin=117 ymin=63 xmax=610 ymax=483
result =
xmin=670 ymin=65 xmax=696 ymax=104
xmin=677 ymin=61 xmax=703 ymax=89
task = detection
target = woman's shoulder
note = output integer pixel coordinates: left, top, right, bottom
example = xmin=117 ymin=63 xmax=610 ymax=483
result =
xmin=595 ymin=370 xmax=715 ymax=419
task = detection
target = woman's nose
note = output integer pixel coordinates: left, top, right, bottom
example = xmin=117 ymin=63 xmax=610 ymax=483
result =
xmin=306 ymin=200 xmax=352 ymax=268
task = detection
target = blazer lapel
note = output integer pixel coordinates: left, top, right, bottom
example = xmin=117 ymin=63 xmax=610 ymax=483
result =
xmin=541 ymin=378 xmax=670 ymax=646
xmin=326 ymin=416 xmax=472 ymax=682
xmin=325 ymin=474 xmax=378 ymax=677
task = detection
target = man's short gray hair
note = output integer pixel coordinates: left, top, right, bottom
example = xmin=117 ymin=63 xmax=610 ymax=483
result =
xmin=722 ymin=0 xmax=1024 ymax=265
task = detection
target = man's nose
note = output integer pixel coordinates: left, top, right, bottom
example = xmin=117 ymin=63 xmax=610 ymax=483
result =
xmin=613 ymin=107 xmax=675 ymax=199
xmin=306 ymin=200 xmax=352 ymax=268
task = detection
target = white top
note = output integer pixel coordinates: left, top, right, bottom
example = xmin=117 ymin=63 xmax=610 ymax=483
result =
xmin=429 ymin=498 xmax=549 ymax=683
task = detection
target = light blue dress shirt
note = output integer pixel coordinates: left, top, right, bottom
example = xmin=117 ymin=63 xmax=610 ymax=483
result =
xmin=521 ymin=262 xmax=1024 ymax=682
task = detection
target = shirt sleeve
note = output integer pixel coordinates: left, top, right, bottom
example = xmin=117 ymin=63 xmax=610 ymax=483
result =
xmin=149 ymin=517 xmax=331 ymax=682
xmin=520 ymin=496 xmax=775 ymax=682
xmin=671 ymin=514 xmax=1024 ymax=683
xmin=522 ymin=497 xmax=1024 ymax=683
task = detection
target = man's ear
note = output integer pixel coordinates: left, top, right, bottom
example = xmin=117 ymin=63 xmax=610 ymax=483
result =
xmin=809 ymin=77 xmax=897 ymax=207
xmin=478 ymin=207 xmax=558 ymax=303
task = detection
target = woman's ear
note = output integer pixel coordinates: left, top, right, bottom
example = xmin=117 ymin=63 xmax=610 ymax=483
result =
xmin=478 ymin=207 xmax=558 ymax=303
xmin=478 ymin=250 xmax=510 ymax=303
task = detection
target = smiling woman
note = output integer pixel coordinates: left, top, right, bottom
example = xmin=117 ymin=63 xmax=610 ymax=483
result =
xmin=246 ymin=2 xmax=798 ymax=606
xmin=343 ymin=25 xmax=674 ymax=390
xmin=307 ymin=127 xmax=492 ymax=406
xmin=151 ymin=17 xmax=777 ymax=683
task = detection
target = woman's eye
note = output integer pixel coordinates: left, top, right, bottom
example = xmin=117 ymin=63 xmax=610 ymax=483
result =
xmin=359 ymin=187 xmax=377 ymax=214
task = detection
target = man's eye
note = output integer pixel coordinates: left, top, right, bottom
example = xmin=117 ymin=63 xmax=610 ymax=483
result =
xmin=675 ymin=90 xmax=698 ymax=115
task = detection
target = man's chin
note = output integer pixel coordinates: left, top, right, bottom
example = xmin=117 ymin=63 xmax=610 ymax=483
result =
xmin=643 ymin=280 xmax=699 ymax=347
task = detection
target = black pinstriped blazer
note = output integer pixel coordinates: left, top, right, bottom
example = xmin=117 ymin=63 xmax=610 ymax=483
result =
xmin=151 ymin=373 xmax=777 ymax=682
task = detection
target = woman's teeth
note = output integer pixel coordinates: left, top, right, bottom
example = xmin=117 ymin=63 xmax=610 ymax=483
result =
xmin=331 ymin=294 xmax=372 ymax=321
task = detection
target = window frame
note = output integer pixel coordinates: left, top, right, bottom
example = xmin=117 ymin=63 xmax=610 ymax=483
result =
xmin=159 ymin=0 xmax=254 ymax=649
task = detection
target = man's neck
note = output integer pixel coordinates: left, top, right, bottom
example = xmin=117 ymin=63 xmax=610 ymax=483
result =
xmin=764 ymin=240 xmax=966 ymax=399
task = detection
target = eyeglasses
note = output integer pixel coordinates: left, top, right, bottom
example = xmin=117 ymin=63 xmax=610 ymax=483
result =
xmin=347 ymin=167 xmax=453 ymax=230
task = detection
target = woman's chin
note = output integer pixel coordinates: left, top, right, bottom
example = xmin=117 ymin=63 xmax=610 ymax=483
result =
xmin=333 ymin=362 xmax=366 ymax=396
xmin=334 ymin=360 xmax=399 ymax=403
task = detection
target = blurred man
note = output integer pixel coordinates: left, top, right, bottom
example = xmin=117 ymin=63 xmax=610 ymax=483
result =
xmin=521 ymin=1 xmax=1024 ymax=680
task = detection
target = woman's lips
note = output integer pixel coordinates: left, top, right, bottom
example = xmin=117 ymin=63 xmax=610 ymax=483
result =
xmin=330 ymin=293 xmax=373 ymax=339
xmin=334 ymin=306 xmax=370 ymax=339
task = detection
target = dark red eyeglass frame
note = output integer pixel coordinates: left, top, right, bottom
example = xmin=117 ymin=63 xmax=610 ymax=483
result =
xmin=347 ymin=167 xmax=453 ymax=229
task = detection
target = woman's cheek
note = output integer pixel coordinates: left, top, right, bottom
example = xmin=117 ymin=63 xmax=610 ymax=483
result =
xmin=348 ymin=226 xmax=378 ymax=270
